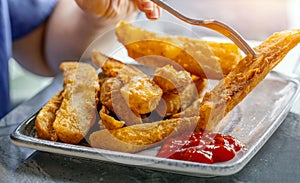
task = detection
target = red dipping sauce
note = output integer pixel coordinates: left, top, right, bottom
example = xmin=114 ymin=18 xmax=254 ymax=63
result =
xmin=157 ymin=131 xmax=244 ymax=164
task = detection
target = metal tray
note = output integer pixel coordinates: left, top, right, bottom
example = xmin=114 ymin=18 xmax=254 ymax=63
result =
xmin=10 ymin=20 xmax=300 ymax=176
xmin=10 ymin=70 xmax=300 ymax=177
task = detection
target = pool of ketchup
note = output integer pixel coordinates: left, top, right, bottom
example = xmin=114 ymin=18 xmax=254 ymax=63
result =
xmin=157 ymin=130 xmax=244 ymax=164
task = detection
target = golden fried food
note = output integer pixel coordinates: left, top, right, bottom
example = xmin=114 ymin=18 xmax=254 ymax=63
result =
xmin=92 ymin=51 xmax=163 ymax=114
xmin=92 ymin=50 xmax=143 ymax=78
xmin=100 ymin=77 xmax=142 ymax=126
xmin=53 ymin=62 xmax=100 ymax=144
xmin=153 ymin=65 xmax=193 ymax=92
xmin=173 ymin=29 xmax=300 ymax=131
xmin=89 ymin=116 xmax=199 ymax=153
xmin=100 ymin=77 xmax=122 ymax=111
xmin=155 ymin=92 xmax=181 ymax=117
xmin=35 ymin=91 xmax=62 ymax=141
xmin=115 ymin=21 xmax=242 ymax=79
xmin=120 ymin=75 xmax=163 ymax=114
xmin=99 ymin=106 xmax=125 ymax=130
xmin=155 ymin=75 xmax=207 ymax=117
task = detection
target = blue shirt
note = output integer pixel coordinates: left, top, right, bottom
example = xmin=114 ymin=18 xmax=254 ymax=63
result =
xmin=0 ymin=0 xmax=57 ymax=119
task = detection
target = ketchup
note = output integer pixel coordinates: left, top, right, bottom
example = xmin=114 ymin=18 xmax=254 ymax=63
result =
xmin=157 ymin=131 xmax=244 ymax=164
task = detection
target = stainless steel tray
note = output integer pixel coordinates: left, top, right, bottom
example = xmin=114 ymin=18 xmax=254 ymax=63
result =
xmin=10 ymin=70 xmax=300 ymax=177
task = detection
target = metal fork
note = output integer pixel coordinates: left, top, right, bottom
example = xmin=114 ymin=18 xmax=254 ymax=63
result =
xmin=150 ymin=0 xmax=256 ymax=56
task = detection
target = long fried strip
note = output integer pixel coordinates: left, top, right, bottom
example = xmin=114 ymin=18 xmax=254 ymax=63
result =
xmin=115 ymin=21 xmax=242 ymax=79
xmin=173 ymin=30 xmax=300 ymax=131
xmin=89 ymin=116 xmax=199 ymax=153
xmin=99 ymin=106 xmax=125 ymax=130
xmin=92 ymin=50 xmax=144 ymax=78
xmin=53 ymin=62 xmax=99 ymax=144
xmin=35 ymin=91 xmax=62 ymax=141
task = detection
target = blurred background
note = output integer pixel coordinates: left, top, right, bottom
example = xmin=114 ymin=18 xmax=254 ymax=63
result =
xmin=10 ymin=0 xmax=300 ymax=111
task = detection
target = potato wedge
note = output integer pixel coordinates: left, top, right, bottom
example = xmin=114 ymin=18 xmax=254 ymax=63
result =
xmin=153 ymin=65 xmax=193 ymax=92
xmin=92 ymin=51 xmax=163 ymax=114
xmin=173 ymin=29 xmax=300 ymax=131
xmin=99 ymin=77 xmax=142 ymax=126
xmin=90 ymin=116 xmax=200 ymax=153
xmin=115 ymin=21 xmax=242 ymax=79
xmin=35 ymin=91 xmax=62 ymax=141
xmin=53 ymin=62 xmax=99 ymax=144
xmin=99 ymin=106 xmax=125 ymax=130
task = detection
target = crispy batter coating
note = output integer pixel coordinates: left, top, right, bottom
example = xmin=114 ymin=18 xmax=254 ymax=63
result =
xmin=92 ymin=50 xmax=144 ymax=78
xmin=173 ymin=29 xmax=300 ymax=131
xmin=92 ymin=51 xmax=163 ymax=114
xmin=99 ymin=106 xmax=125 ymax=130
xmin=153 ymin=65 xmax=193 ymax=92
xmin=115 ymin=21 xmax=242 ymax=79
xmin=35 ymin=91 xmax=62 ymax=141
xmin=53 ymin=62 xmax=99 ymax=144
xmin=100 ymin=77 xmax=142 ymax=126
xmin=155 ymin=76 xmax=207 ymax=117
xmin=120 ymin=75 xmax=162 ymax=114
xmin=89 ymin=116 xmax=200 ymax=153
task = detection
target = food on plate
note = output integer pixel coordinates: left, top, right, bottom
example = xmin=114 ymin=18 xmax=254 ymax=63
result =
xmin=115 ymin=21 xmax=242 ymax=79
xmin=173 ymin=29 xmax=300 ymax=131
xmin=35 ymin=19 xmax=300 ymax=165
xmin=157 ymin=130 xmax=244 ymax=164
xmin=53 ymin=62 xmax=99 ymax=144
xmin=90 ymin=29 xmax=300 ymax=154
xmin=153 ymin=65 xmax=207 ymax=117
xmin=99 ymin=77 xmax=123 ymax=112
xmin=120 ymin=76 xmax=162 ymax=114
xmin=36 ymin=62 xmax=99 ymax=144
xmin=89 ymin=116 xmax=199 ymax=153
xmin=99 ymin=105 xmax=125 ymax=130
xmin=92 ymin=51 xmax=163 ymax=114
xmin=155 ymin=74 xmax=207 ymax=117
xmin=35 ymin=91 xmax=62 ymax=141
xmin=92 ymin=50 xmax=144 ymax=78
xmin=100 ymin=77 xmax=142 ymax=126
xmin=153 ymin=65 xmax=193 ymax=92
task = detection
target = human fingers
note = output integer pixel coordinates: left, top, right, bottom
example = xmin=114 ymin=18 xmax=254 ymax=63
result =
xmin=136 ymin=0 xmax=161 ymax=20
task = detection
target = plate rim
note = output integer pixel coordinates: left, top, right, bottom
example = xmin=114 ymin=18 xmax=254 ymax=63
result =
xmin=10 ymin=70 xmax=300 ymax=177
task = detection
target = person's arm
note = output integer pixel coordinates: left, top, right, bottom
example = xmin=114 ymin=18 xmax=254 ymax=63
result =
xmin=12 ymin=0 xmax=160 ymax=76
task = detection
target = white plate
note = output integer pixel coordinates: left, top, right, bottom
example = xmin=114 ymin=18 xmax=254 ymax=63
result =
xmin=10 ymin=69 xmax=300 ymax=177
xmin=10 ymin=20 xmax=300 ymax=177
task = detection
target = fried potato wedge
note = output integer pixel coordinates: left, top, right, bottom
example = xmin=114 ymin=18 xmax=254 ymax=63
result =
xmin=53 ymin=62 xmax=99 ymax=144
xmin=92 ymin=51 xmax=163 ymax=114
xmin=35 ymin=91 xmax=62 ymax=141
xmin=99 ymin=106 xmax=125 ymax=130
xmin=92 ymin=50 xmax=144 ymax=78
xmin=100 ymin=77 xmax=143 ymax=126
xmin=89 ymin=116 xmax=200 ymax=153
xmin=153 ymin=65 xmax=193 ymax=92
xmin=120 ymin=75 xmax=163 ymax=114
xmin=115 ymin=21 xmax=242 ymax=79
xmin=155 ymin=74 xmax=207 ymax=117
xmin=173 ymin=29 xmax=300 ymax=131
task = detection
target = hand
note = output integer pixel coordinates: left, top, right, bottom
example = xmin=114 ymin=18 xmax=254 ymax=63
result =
xmin=136 ymin=0 xmax=161 ymax=20
xmin=75 ymin=0 xmax=161 ymax=23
